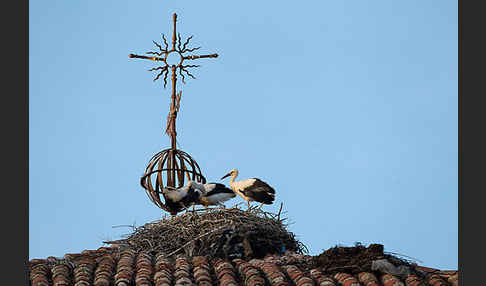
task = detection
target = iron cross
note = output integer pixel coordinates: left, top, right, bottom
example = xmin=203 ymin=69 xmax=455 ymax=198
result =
xmin=129 ymin=13 xmax=218 ymax=150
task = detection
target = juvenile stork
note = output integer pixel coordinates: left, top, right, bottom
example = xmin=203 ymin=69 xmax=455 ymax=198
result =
xmin=198 ymin=183 xmax=236 ymax=208
xmin=221 ymin=169 xmax=275 ymax=209
xmin=161 ymin=181 xmax=205 ymax=215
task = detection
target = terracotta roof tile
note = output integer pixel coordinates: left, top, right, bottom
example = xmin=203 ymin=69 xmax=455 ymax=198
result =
xmin=413 ymin=267 xmax=459 ymax=286
xmin=446 ymin=273 xmax=458 ymax=286
xmin=426 ymin=273 xmax=450 ymax=286
xmin=73 ymin=258 xmax=95 ymax=286
xmin=29 ymin=247 xmax=458 ymax=286
xmin=334 ymin=272 xmax=361 ymax=286
xmin=181 ymin=256 xmax=198 ymax=284
xmin=31 ymin=263 xmax=50 ymax=286
xmin=249 ymin=259 xmax=289 ymax=286
xmin=154 ymin=253 xmax=172 ymax=286
xmin=115 ymin=248 xmax=137 ymax=286
xmin=93 ymin=254 xmax=115 ymax=286
xmin=309 ymin=268 xmax=337 ymax=286
xmin=415 ymin=266 xmax=439 ymax=273
xmin=135 ymin=252 xmax=154 ymax=286
xmin=213 ymin=258 xmax=239 ymax=286
xmin=404 ymin=274 xmax=427 ymax=286
xmin=357 ymin=272 xmax=380 ymax=286
xmin=381 ymin=273 xmax=405 ymax=286
xmin=282 ymin=265 xmax=314 ymax=286
xmin=52 ymin=262 xmax=73 ymax=286
xmin=233 ymin=258 xmax=265 ymax=286
xmin=193 ymin=256 xmax=213 ymax=286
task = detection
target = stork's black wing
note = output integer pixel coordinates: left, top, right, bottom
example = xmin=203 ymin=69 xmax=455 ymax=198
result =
xmin=242 ymin=178 xmax=275 ymax=204
xmin=205 ymin=183 xmax=234 ymax=196
xmin=163 ymin=195 xmax=184 ymax=215
xmin=180 ymin=188 xmax=202 ymax=207
xmin=249 ymin=178 xmax=275 ymax=194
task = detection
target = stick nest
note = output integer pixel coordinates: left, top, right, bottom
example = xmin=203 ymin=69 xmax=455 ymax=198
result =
xmin=105 ymin=206 xmax=307 ymax=260
xmin=311 ymin=243 xmax=417 ymax=275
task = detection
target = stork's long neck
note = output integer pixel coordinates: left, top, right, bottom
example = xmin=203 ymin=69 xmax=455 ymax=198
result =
xmin=229 ymin=172 xmax=238 ymax=186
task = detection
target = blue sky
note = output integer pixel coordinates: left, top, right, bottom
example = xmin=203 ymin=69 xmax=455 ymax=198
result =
xmin=29 ymin=1 xmax=457 ymax=269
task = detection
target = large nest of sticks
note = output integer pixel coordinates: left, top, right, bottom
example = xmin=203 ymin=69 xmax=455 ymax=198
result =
xmin=311 ymin=243 xmax=417 ymax=275
xmin=106 ymin=206 xmax=307 ymax=260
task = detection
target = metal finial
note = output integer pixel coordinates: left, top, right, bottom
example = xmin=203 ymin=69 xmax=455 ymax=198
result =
xmin=129 ymin=13 xmax=218 ymax=213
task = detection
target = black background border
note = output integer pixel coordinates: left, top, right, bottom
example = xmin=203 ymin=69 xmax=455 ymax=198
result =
xmin=2 ymin=0 xmax=473 ymax=284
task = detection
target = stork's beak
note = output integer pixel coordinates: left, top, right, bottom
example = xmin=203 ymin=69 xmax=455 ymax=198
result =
xmin=221 ymin=173 xmax=231 ymax=180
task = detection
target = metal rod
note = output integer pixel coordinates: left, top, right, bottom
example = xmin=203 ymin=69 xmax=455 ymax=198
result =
xmin=171 ymin=149 xmax=176 ymax=187
xmin=129 ymin=53 xmax=163 ymax=61
xmin=167 ymin=150 xmax=173 ymax=187
xmin=170 ymin=65 xmax=177 ymax=150
xmin=183 ymin=54 xmax=219 ymax=60
xmin=172 ymin=13 xmax=177 ymax=51
xmin=141 ymin=168 xmax=204 ymax=180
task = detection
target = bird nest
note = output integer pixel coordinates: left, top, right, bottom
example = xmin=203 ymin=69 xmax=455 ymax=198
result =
xmin=104 ymin=206 xmax=307 ymax=260
xmin=310 ymin=243 xmax=418 ymax=276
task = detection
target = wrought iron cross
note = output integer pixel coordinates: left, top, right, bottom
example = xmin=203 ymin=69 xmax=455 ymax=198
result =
xmin=129 ymin=13 xmax=218 ymax=151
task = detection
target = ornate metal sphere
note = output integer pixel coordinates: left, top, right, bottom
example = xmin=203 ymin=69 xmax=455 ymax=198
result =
xmin=140 ymin=148 xmax=206 ymax=212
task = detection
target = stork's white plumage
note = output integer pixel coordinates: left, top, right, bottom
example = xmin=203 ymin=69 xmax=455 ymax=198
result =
xmin=221 ymin=168 xmax=275 ymax=209
xmin=198 ymin=183 xmax=236 ymax=208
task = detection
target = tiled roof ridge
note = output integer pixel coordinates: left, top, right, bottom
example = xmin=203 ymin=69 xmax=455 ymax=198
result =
xmin=28 ymin=246 xmax=458 ymax=286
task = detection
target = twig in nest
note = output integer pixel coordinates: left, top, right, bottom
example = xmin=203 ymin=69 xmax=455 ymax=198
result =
xmin=112 ymin=225 xmax=135 ymax=229
xmin=166 ymin=225 xmax=229 ymax=257
xmin=277 ymin=202 xmax=283 ymax=221
xmin=143 ymin=238 xmax=154 ymax=251
xmin=384 ymin=251 xmax=423 ymax=264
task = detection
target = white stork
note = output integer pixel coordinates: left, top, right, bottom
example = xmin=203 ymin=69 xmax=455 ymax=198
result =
xmin=161 ymin=181 xmax=205 ymax=215
xmin=198 ymin=183 xmax=236 ymax=208
xmin=221 ymin=168 xmax=275 ymax=209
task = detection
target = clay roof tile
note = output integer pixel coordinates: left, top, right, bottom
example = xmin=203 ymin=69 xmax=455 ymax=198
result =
xmin=29 ymin=250 xmax=458 ymax=286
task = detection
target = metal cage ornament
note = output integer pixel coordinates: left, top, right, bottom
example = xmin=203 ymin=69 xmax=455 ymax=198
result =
xmin=130 ymin=13 xmax=218 ymax=214
xmin=141 ymin=149 xmax=206 ymax=212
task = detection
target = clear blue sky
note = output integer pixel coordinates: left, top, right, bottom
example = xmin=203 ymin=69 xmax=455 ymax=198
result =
xmin=29 ymin=1 xmax=457 ymax=269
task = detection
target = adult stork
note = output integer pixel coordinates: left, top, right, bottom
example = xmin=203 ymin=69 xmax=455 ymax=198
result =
xmin=198 ymin=183 xmax=236 ymax=209
xmin=221 ymin=168 xmax=275 ymax=209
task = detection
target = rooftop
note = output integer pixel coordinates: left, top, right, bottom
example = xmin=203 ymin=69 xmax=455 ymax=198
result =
xmin=28 ymin=248 xmax=458 ymax=286
xmin=29 ymin=208 xmax=458 ymax=286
